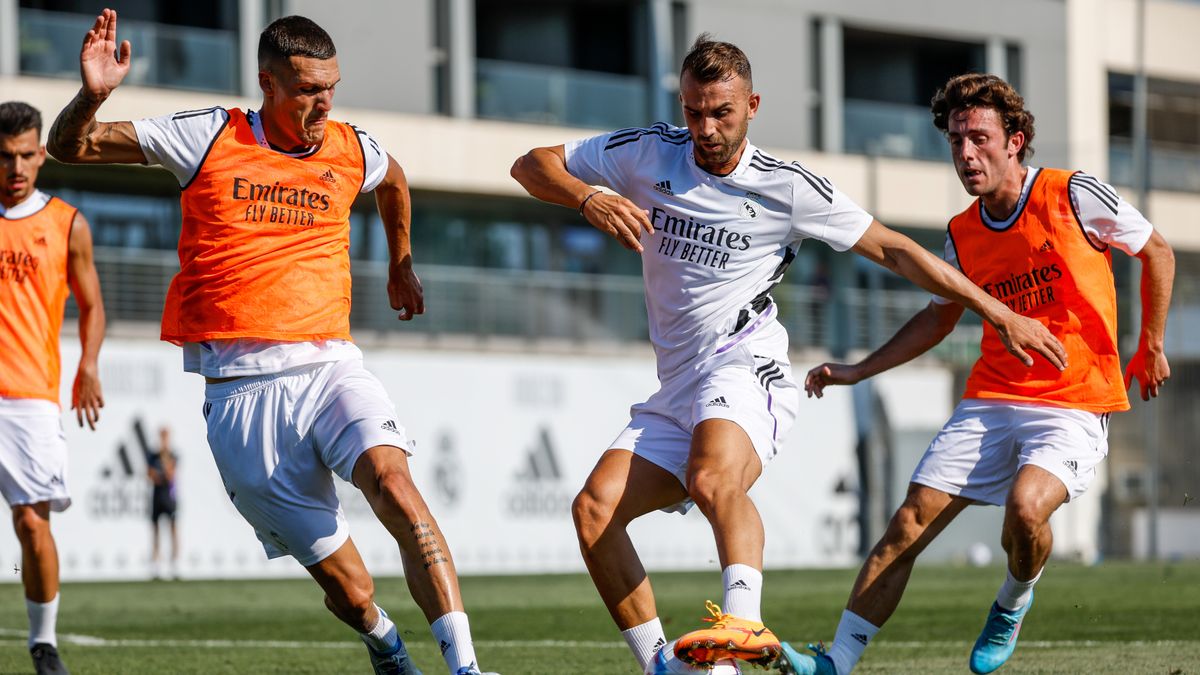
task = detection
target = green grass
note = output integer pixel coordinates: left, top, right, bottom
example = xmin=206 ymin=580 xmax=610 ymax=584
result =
xmin=1 ymin=562 xmax=1198 ymax=673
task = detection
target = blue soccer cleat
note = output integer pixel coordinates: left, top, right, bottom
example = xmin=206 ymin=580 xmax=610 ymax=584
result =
xmin=969 ymin=593 xmax=1034 ymax=674
xmin=366 ymin=637 xmax=422 ymax=675
xmin=776 ymin=642 xmax=837 ymax=675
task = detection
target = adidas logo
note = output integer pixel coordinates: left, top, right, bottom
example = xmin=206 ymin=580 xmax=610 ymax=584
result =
xmin=654 ymin=179 xmax=673 ymax=196
xmin=727 ymin=579 xmax=751 ymax=592
xmin=705 ymin=396 xmax=730 ymax=408
xmin=381 ymin=420 xmax=401 ymax=435
xmin=1039 ymin=239 xmax=1054 ymax=252
xmin=33 ymin=236 xmax=47 ymax=245
xmin=516 ymin=428 xmax=562 ymax=482
xmin=852 ymin=632 xmax=869 ymax=645
xmin=319 ymin=168 xmax=336 ymax=184
xmin=651 ymin=637 xmax=666 ymax=652
xmin=1063 ymin=459 xmax=1078 ymax=476
xmin=439 ymin=639 xmax=451 ymax=655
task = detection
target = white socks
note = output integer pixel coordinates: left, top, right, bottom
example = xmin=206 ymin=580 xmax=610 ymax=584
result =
xmin=721 ymin=563 xmax=763 ymax=623
xmin=431 ymin=611 xmax=479 ymax=672
xmin=26 ymin=594 xmax=59 ymax=648
xmin=359 ymin=604 xmax=399 ymax=653
xmin=828 ymin=609 xmax=879 ymax=674
xmin=621 ymin=617 xmax=667 ymax=671
xmin=996 ymin=568 xmax=1042 ymax=611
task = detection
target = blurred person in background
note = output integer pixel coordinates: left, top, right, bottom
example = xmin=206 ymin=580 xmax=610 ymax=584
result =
xmin=1 ymin=100 xmax=106 ymax=675
xmin=792 ymin=73 xmax=1175 ymax=675
xmin=147 ymin=426 xmax=178 ymax=580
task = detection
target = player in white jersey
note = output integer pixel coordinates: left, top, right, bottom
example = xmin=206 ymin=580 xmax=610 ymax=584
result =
xmin=791 ymin=73 xmax=1174 ymax=675
xmin=48 ymin=11 xmax=495 ymax=675
xmin=511 ymin=36 xmax=1065 ymax=673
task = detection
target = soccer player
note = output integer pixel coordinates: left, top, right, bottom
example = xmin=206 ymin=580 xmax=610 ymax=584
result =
xmin=48 ymin=11 xmax=496 ymax=675
xmin=1 ymin=100 xmax=106 ymax=675
xmin=147 ymin=426 xmax=179 ymax=580
xmin=510 ymin=37 xmax=1064 ymax=673
xmin=787 ymin=73 xmax=1175 ymax=675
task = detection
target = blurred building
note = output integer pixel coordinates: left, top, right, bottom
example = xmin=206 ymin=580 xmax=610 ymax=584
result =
xmin=1 ymin=0 xmax=1197 ymax=566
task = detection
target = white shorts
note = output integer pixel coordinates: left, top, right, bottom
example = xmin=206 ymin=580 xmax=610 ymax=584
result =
xmin=610 ymin=328 xmax=799 ymax=514
xmin=912 ymin=399 xmax=1110 ymax=505
xmin=0 ymin=400 xmax=70 ymax=512
xmin=203 ymin=358 xmax=412 ymax=566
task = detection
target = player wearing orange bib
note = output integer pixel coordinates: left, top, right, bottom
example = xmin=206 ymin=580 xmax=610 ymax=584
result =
xmin=48 ymin=11 xmax=495 ymax=675
xmin=1 ymin=101 xmax=106 ymax=675
xmin=785 ymin=74 xmax=1175 ymax=675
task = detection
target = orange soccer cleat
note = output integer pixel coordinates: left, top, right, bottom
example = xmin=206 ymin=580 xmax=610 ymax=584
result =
xmin=673 ymin=600 xmax=781 ymax=667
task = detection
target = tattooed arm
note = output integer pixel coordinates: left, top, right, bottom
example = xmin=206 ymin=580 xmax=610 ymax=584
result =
xmin=47 ymin=8 xmax=145 ymax=164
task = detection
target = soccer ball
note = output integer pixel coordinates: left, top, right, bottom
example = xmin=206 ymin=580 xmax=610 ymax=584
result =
xmin=644 ymin=640 xmax=744 ymax=675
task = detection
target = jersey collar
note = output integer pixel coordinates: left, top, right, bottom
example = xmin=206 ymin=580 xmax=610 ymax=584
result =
xmin=247 ymin=109 xmax=321 ymax=159
xmin=979 ymin=166 xmax=1040 ymax=231
xmin=0 ymin=190 xmax=50 ymax=220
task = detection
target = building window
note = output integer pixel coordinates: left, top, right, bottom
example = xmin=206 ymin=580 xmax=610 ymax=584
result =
xmin=842 ymin=28 xmax=984 ymax=161
xmin=474 ymin=0 xmax=651 ymax=129
xmin=1109 ymin=72 xmax=1200 ymax=193
xmin=18 ymin=0 xmax=240 ymax=93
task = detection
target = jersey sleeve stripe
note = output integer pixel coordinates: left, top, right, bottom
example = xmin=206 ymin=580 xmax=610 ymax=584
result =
xmin=1073 ymin=173 xmax=1119 ymax=202
xmin=1071 ymin=178 xmax=1119 ymax=215
xmin=172 ymin=106 xmax=224 ymax=120
xmin=749 ymin=157 xmax=833 ymax=203
xmin=605 ymin=130 xmax=689 ymax=151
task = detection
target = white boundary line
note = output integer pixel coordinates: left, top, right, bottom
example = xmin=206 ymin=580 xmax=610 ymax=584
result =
xmin=0 ymin=629 xmax=1196 ymax=651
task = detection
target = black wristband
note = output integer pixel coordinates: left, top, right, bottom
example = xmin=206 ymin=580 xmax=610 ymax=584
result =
xmin=578 ymin=190 xmax=602 ymax=216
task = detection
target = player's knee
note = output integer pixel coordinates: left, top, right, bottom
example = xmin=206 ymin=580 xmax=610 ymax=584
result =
xmin=1005 ymin=499 xmax=1049 ymax=539
xmin=686 ymin=468 xmax=734 ymax=514
xmin=11 ymin=508 xmax=49 ymax=545
xmin=571 ymin=488 xmax=614 ymax=544
xmin=373 ymin=467 xmax=424 ymax=520
xmin=878 ymin=504 xmax=928 ymax=560
xmin=326 ymin=576 xmax=375 ymax=622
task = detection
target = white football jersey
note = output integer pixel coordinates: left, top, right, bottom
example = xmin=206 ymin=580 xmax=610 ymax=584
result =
xmin=566 ymin=123 xmax=872 ymax=381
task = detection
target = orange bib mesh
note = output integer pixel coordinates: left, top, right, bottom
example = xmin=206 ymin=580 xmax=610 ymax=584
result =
xmin=0 ymin=197 xmax=75 ymax=402
xmin=949 ymin=168 xmax=1128 ymax=412
xmin=161 ymin=109 xmax=365 ymax=344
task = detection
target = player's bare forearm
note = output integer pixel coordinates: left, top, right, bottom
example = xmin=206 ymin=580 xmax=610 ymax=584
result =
xmin=1135 ymin=230 xmax=1175 ymax=351
xmin=48 ymin=93 xmax=143 ymax=164
xmin=376 ymin=156 xmax=424 ymax=320
xmin=858 ymin=302 xmax=964 ymax=379
xmin=376 ymin=156 xmax=413 ymax=267
xmin=511 ymin=145 xmax=596 ymax=210
xmin=853 ymin=220 xmax=1066 ymax=369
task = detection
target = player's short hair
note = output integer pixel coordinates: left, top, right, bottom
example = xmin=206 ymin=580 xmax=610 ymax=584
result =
xmin=931 ymin=73 xmax=1036 ymax=161
xmin=258 ymin=15 xmax=337 ymax=69
xmin=0 ymin=101 xmax=42 ymax=138
xmin=680 ymin=33 xmax=752 ymax=89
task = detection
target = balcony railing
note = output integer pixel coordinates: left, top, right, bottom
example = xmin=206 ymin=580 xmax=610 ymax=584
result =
xmin=73 ymin=248 xmax=985 ymax=362
xmin=476 ymin=58 xmax=647 ymax=129
xmin=1109 ymin=139 xmax=1200 ymax=194
xmin=19 ymin=8 xmax=237 ymax=94
xmin=844 ymin=98 xmax=947 ymax=161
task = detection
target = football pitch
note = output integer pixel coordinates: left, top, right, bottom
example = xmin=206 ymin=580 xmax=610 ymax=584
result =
xmin=0 ymin=562 xmax=1197 ymax=674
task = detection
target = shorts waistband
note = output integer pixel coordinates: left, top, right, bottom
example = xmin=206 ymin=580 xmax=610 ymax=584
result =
xmin=204 ymin=362 xmax=329 ymax=400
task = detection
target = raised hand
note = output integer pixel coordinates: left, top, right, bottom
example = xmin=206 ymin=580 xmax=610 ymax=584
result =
xmin=992 ymin=312 xmax=1067 ymax=370
xmin=580 ymin=192 xmax=655 ymax=252
xmin=80 ymin=8 xmax=132 ymax=100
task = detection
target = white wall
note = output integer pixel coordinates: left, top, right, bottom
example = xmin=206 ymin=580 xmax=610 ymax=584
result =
xmin=0 ymin=337 xmax=861 ymax=581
